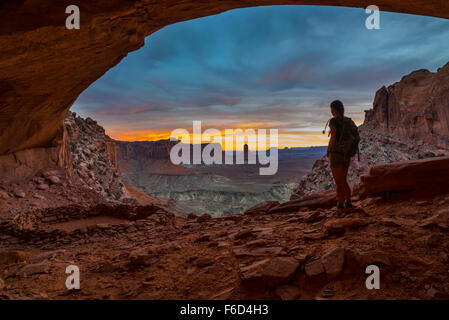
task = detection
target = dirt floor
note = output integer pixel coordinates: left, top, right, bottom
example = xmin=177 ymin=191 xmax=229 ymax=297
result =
xmin=1 ymin=191 xmax=449 ymax=300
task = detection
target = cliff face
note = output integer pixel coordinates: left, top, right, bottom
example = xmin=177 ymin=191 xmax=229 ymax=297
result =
xmin=115 ymin=140 xmax=316 ymax=216
xmin=365 ymin=62 xmax=449 ymax=149
xmin=115 ymin=140 xmax=194 ymax=178
xmin=0 ymin=131 xmax=71 ymax=184
xmin=65 ymin=112 xmax=125 ymax=201
xmin=116 ymin=140 xmax=176 ymax=160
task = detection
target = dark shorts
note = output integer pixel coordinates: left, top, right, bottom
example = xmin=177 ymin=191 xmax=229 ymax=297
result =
xmin=329 ymin=152 xmax=350 ymax=169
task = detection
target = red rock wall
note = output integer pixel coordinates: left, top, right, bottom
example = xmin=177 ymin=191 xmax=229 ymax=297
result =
xmin=105 ymin=138 xmax=121 ymax=176
xmin=0 ymin=125 xmax=71 ymax=183
xmin=365 ymin=63 xmax=449 ymax=149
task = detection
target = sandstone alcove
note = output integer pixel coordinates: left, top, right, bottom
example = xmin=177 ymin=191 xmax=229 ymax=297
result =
xmin=1 ymin=0 xmax=448 ymax=161
xmin=2 ymin=1 xmax=449 ymax=302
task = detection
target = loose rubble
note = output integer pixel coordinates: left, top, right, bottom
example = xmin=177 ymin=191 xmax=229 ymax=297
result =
xmin=1 ymin=188 xmax=449 ymax=300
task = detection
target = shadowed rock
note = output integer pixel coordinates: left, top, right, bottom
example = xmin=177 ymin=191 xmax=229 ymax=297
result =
xmin=354 ymin=156 xmax=449 ymax=198
xmin=268 ymin=191 xmax=336 ymax=214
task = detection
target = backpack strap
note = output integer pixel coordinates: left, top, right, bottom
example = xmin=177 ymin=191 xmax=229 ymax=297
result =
xmin=338 ymin=117 xmax=345 ymax=143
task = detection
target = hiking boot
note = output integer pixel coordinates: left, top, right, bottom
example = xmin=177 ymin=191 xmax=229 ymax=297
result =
xmin=344 ymin=199 xmax=354 ymax=209
xmin=331 ymin=202 xmax=345 ymax=216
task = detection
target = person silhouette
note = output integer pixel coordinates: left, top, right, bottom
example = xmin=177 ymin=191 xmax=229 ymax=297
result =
xmin=326 ymin=100 xmax=357 ymax=211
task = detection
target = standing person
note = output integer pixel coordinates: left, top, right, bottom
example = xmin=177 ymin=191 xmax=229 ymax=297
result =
xmin=325 ymin=100 xmax=359 ymax=211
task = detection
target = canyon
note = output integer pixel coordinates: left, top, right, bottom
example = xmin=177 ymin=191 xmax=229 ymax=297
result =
xmin=1 ymin=0 xmax=449 ymax=301
xmin=115 ymin=139 xmax=324 ymax=216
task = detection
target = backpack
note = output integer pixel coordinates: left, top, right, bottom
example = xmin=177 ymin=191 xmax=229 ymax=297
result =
xmin=324 ymin=116 xmax=360 ymax=160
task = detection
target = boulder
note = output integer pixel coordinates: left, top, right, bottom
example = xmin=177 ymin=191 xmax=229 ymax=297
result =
xmin=47 ymin=175 xmax=61 ymax=185
xmin=346 ymin=249 xmax=391 ymax=268
xmin=234 ymin=229 xmax=254 ymax=240
xmin=42 ymin=170 xmax=60 ymax=178
xmin=19 ymin=263 xmax=50 ymax=276
xmin=196 ymin=257 xmax=213 ymax=268
xmin=233 ymin=247 xmax=284 ymax=258
xmin=244 ymin=201 xmax=279 ymax=215
xmin=275 ymin=284 xmax=301 ymax=300
xmin=268 ymin=192 xmax=336 ymax=214
xmin=305 ymin=259 xmax=325 ymax=278
xmin=354 ymin=157 xmax=449 ymax=198
xmin=13 ymin=190 xmax=26 ymax=198
xmin=194 ymin=234 xmax=210 ymax=243
xmin=239 ymin=257 xmax=299 ymax=287
xmin=37 ymin=183 xmax=49 ymax=190
xmin=324 ymin=218 xmax=371 ymax=233
xmin=128 ymin=249 xmax=151 ymax=266
xmin=321 ymin=247 xmax=345 ymax=278
xmin=197 ymin=214 xmax=212 ymax=223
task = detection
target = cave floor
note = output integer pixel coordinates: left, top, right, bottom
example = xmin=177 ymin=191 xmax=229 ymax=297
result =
xmin=1 ymin=192 xmax=449 ymax=300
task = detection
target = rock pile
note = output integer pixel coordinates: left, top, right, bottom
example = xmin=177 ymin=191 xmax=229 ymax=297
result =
xmin=1 ymin=184 xmax=449 ymax=299
xmin=65 ymin=112 xmax=125 ymax=201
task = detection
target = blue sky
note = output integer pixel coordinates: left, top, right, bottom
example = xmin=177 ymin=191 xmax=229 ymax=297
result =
xmin=72 ymin=5 xmax=449 ymax=147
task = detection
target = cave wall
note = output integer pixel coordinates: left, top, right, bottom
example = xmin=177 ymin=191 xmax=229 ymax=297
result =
xmin=0 ymin=124 xmax=71 ymax=183
xmin=1 ymin=0 xmax=448 ymax=160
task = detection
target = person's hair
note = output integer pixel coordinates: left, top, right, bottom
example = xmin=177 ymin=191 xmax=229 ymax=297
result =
xmin=330 ymin=100 xmax=344 ymax=117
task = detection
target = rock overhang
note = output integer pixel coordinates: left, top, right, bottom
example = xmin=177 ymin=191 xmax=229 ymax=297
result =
xmin=1 ymin=0 xmax=449 ymax=155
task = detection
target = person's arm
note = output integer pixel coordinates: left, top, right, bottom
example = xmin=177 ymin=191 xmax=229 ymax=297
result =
xmin=327 ymin=124 xmax=336 ymax=157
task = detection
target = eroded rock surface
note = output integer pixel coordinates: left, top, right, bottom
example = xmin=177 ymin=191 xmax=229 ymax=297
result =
xmin=1 ymin=190 xmax=449 ymax=300
xmin=66 ymin=112 xmax=125 ymax=201
xmin=365 ymin=63 xmax=449 ymax=149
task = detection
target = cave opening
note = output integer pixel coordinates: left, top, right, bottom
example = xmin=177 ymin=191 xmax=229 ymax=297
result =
xmin=62 ymin=5 xmax=449 ymax=217
xmin=2 ymin=1 xmax=449 ymax=302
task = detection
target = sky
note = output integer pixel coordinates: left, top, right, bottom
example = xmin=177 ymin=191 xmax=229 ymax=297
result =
xmin=72 ymin=5 xmax=449 ymax=149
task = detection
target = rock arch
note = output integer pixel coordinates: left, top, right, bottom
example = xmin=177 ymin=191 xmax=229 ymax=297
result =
xmin=0 ymin=0 xmax=448 ymax=156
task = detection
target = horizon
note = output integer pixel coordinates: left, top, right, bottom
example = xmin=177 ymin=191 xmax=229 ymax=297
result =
xmin=113 ymin=136 xmax=329 ymax=150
